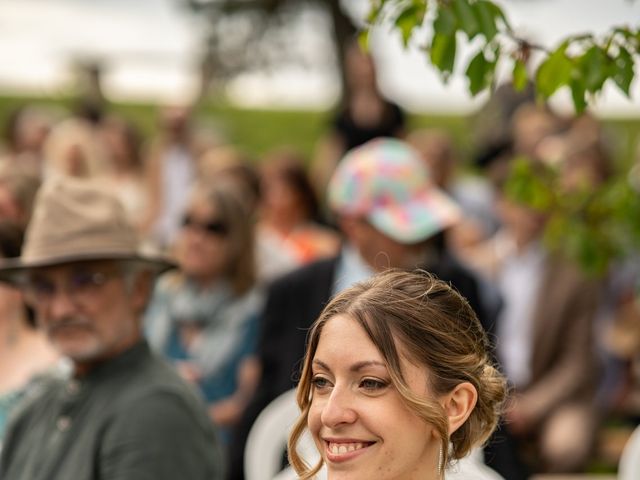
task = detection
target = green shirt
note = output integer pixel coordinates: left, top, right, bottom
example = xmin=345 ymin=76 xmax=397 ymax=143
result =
xmin=0 ymin=341 xmax=224 ymax=480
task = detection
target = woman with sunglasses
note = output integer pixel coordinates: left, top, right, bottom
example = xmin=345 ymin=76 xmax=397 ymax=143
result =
xmin=145 ymin=182 xmax=263 ymax=440
xmin=288 ymin=269 xmax=506 ymax=480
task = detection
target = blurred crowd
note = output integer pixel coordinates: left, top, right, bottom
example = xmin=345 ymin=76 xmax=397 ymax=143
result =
xmin=0 ymin=43 xmax=639 ymax=480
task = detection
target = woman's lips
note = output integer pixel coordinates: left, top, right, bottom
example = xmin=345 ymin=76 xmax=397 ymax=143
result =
xmin=324 ymin=440 xmax=375 ymax=463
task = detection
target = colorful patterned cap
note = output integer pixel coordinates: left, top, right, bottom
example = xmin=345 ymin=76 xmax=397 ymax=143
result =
xmin=328 ymin=137 xmax=462 ymax=244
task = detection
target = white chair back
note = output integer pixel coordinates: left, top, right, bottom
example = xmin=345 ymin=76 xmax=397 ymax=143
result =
xmin=244 ymin=389 xmax=319 ymax=480
xmin=619 ymin=424 xmax=640 ymax=480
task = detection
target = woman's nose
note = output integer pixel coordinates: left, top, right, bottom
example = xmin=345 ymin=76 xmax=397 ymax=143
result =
xmin=320 ymin=386 xmax=358 ymax=428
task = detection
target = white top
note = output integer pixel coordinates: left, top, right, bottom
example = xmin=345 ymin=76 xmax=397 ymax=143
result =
xmin=332 ymin=243 xmax=375 ymax=296
xmin=496 ymin=238 xmax=546 ymax=388
xmin=254 ymin=227 xmax=301 ymax=284
xmin=152 ymin=144 xmax=195 ymax=248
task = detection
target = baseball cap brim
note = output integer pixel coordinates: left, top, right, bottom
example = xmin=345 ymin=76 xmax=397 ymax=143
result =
xmin=368 ymin=187 xmax=462 ymax=244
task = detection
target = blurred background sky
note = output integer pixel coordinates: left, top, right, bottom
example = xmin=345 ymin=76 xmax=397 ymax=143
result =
xmin=0 ymin=0 xmax=638 ymax=115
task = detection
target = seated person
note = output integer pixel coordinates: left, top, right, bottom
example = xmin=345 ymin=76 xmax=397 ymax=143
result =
xmin=0 ymin=177 xmax=223 ymax=479
xmin=145 ymin=182 xmax=263 ymax=439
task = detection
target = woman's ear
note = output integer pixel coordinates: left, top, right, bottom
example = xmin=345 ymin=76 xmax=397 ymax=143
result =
xmin=442 ymin=382 xmax=478 ymax=435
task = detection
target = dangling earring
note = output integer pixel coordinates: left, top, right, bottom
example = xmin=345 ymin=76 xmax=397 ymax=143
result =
xmin=437 ymin=444 xmax=443 ymax=478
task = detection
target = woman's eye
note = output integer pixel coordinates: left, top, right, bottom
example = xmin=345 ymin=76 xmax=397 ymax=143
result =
xmin=359 ymin=378 xmax=388 ymax=391
xmin=311 ymin=376 xmax=332 ymax=390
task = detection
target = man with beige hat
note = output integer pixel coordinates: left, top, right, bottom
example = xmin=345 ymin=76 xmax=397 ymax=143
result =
xmin=0 ymin=177 xmax=224 ymax=479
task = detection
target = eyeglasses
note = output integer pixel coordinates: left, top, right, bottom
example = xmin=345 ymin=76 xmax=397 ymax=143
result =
xmin=182 ymin=215 xmax=228 ymax=236
xmin=22 ymin=268 xmax=117 ymax=306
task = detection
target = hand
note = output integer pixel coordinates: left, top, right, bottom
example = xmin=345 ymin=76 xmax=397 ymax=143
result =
xmin=175 ymin=361 xmax=202 ymax=383
xmin=208 ymin=398 xmax=245 ymax=427
xmin=505 ymin=395 xmax=533 ymax=436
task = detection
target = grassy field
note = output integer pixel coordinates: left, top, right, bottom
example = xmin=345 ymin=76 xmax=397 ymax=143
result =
xmin=0 ymin=94 xmax=638 ymax=167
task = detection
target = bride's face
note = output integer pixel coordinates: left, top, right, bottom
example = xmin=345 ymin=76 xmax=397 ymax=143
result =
xmin=307 ymin=314 xmax=441 ymax=480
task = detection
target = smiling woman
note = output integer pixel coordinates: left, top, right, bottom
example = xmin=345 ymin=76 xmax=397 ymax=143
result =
xmin=288 ymin=269 xmax=507 ymax=480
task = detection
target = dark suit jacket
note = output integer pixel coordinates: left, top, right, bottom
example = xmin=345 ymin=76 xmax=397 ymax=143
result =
xmin=257 ymin=257 xmax=338 ymax=404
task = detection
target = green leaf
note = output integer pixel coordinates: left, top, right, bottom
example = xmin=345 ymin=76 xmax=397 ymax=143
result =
xmin=570 ymin=77 xmax=587 ymax=113
xmin=535 ymin=45 xmax=573 ymax=98
xmin=452 ymin=0 xmax=480 ymax=39
xmin=578 ymin=45 xmax=610 ymax=94
xmin=430 ymin=32 xmax=457 ymax=78
xmin=395 ymin=4 xmax=426 ymax=47
xmin=466 ymin=50 xmax=490 ymax=95
xmin=504 ymin=157 xmax=556 ymax=211
xmin=433 ymin=4 xmax=457 ymax=37
xmin=491 ymin=42 xmax=501 ymax=62
xmin=485 ymin=0 xmax=510 ymax=30
xmin=614 ymin=26 xmax=635 ymax=41
xmin=365 ymin=0 xmax=384 ymax=25
xmin=512 ymin=59 xmax=528 ymax=91
xmin=358 ymin=30 xmax=370 ymax=52
xmin=613 ymin=46 xmax=634 ymax=97
xmin=473 ymin=0 xmax=499 ymax=42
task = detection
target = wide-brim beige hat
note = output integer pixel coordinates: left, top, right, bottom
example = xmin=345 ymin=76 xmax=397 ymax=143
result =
xmin=0 ymin=176 xmax=174 ymax=284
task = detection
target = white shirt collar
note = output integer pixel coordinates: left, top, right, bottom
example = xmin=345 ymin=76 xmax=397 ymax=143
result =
xmin=332 ymin=243 xmax=375 ymax=296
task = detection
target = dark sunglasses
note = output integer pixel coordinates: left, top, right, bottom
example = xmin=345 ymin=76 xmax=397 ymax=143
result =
xmin=182 ymin=215 xmax=229 ymax=236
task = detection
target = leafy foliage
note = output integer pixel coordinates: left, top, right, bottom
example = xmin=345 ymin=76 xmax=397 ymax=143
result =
xmin=363 ymin=0 xmax=639 ymax=113
xmin=505 ymin=157 xmax=640 ymax=276
xmin=363 ymin=0 xmax=640 ymax=274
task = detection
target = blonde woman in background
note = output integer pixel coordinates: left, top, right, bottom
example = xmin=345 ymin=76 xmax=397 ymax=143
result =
xmin=100 ymin=115 xmax=148 ymax=230
xmin=43 ymin=117 xmax=109 ymax=179
xmin=145 ymin=182 xmax=263 ymax=440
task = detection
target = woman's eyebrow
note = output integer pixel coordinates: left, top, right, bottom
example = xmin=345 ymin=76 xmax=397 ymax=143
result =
xmin=312 ymin=359 xmax=330 ymax=371
xmin=312 ymin=359 xmax=386 ymax=372
xmin=313 ymin=358 xmax=330 ymax=370
xmin=349 ymin=360 xmax=387 ymax=372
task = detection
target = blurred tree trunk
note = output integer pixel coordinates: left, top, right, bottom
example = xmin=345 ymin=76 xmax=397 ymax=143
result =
xmin=326 ymin=0 xmax=357 ymax=103
xmin=184 ymin=0 xmax=357 ymax=106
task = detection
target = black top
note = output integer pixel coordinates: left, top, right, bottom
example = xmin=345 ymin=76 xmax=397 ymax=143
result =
xmin=333 ymin=100 xmax=405 ymax=153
